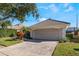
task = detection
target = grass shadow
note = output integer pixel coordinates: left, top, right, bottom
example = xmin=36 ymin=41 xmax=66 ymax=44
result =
xmin=5 ymin=39 xmax=17 ymax=41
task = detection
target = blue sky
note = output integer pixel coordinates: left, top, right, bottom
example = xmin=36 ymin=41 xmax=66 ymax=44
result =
xmin=13 ymin=3 xmax=79 ymax=27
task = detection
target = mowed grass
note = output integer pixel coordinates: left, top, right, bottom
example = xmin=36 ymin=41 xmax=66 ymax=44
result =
xmin=53 ymin=42 xmax=79 ymax=56
xmin=0 ymin=38 xmax=22 ymax=47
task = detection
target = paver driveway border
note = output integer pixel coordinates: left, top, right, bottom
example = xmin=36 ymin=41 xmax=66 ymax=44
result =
xmin=0 ymin=40 xmax=58 ymax=56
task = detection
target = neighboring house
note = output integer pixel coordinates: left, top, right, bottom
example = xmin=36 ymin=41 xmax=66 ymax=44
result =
xmin=66 ymin=27 xmax=76 ymax=34
xmin=7 ymin=24 xmax=24 ymax=31
xmin=29 ymin=19 xmax=70 ymax=40
xmin=66 ymin=27 xmax=79 ymax=36
xmin=66 ymin=27 xmax=76 ymax=33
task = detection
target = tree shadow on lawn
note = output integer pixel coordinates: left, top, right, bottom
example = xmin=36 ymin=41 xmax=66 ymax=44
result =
xmin=74 ymin=48 xmax=79 ymax=51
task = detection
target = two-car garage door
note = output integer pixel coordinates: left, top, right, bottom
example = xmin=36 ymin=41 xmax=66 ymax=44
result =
xmin=31 ymin=29 xmax=62 ymax=40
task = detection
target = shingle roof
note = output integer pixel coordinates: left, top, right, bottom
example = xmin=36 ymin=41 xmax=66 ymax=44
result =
xmin=30 ymin=18 xmax=70 ymax=28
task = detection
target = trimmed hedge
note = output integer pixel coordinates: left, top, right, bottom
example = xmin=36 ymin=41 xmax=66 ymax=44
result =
xmin=0 ymin=29 xmax=17 ymax=37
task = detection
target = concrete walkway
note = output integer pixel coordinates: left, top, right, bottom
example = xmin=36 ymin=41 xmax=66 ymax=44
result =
xmin=0 ymin=40 xmax=58 ymax=56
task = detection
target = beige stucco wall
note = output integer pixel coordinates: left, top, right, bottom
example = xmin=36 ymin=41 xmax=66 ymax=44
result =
xmin=30 ymin=28 xmax=65 ymax=40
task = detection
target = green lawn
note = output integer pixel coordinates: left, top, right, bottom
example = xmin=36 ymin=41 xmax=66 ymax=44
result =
xmin=0 ymin=38 xmax=22 ymax=47
xmin=53 ymin=42 xmax=79 ymax=56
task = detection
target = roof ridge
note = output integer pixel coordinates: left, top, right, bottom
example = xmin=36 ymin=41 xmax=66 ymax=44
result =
xmin=47 ymin=18 xmax=70 ymax=24
xmin=29 ymin=18 xmax=70 ymax=27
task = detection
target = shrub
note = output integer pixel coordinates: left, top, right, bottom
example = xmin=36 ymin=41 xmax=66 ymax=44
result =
xmin=59 ymin=37 xmax=70 ymax=43
xmin=0 ymin=29 xmax=17 ymax=37
xmin=66 ymin=34 xmax=73 ymax=41
xmin=24 ymin=31 xmax=31 ymax=39
xmin=59 ymin=39 xmax=65 ymax=43
xmin=22 ymin=27 xmax=31 ymax=39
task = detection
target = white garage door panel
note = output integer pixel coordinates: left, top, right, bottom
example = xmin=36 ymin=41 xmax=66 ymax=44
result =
xmin=32 ymin=29 xmax=61 ymax=40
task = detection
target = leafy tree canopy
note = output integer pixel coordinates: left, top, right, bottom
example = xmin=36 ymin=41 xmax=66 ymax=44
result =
xmin=0 ymin=3 xmax=39 ymax=23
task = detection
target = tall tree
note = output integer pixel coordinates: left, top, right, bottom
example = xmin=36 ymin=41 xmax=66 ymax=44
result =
xmin=0 ymin=3 xmax=39 ymax=23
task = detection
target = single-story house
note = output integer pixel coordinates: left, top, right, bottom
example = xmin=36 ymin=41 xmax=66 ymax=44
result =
xmin=7 ymin=24 xmax=24 ymax=31
xmin=29 ymin=19 xmax=70 ymax=40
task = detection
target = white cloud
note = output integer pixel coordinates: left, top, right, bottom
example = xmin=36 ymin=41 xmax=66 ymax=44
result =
xmin=38 ymin=18 xmax=47 ymax=22
xmin=63 ymin=3 xmax=74 ymax=12
xmin=48 ymin=4 xmax=59 ymax=13
xmin=38 ymin=6 xmax=49 ymax=10
xmin=39 ymin=4 xmax=59 ymax=13
xmin=64 ymin=3 xmax=69 ymax=8
xmin=38 ymin=4 xmax=74 ymax=13
xmin=65 ymin=6 xmax=74 ymax=12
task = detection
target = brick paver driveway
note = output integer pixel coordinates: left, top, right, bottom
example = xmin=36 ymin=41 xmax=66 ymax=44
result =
xmin=0 ymin=40 xmax=58 ymax=56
